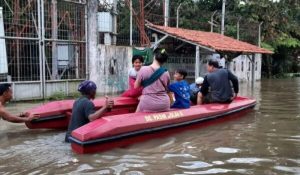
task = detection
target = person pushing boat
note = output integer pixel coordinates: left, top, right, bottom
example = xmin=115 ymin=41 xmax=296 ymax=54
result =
xmin=65 ymin=80 xmax=114 ymax=142
xmin=0 ymin=83 xmax=39 ymax=123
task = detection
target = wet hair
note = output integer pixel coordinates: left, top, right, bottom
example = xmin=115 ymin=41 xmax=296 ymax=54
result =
xmin=0 ymin=83 xmax=11 ymax=96
xmin=175 ymin=69 xmax=188 ymax=79
xmin=132 ymin=55 xmax=144 ymax=64
xmin=78 ymin=80 xmax=97 ymax=95
xmin=208 ymin=59 xmax=219 ymax=68
xmin=154 ymin=48 xmax=168 ymax=64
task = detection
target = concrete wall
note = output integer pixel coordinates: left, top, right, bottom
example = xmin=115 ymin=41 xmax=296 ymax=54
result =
xmin=165 ymin=53 xmax=262 ymax=83
xmin=0 ymin=80 xmax=83 ymax=101
xmin=89 ymin=45 xmax=132 ymax=95
xmin=228 ymin=54 xmax=262 ymax=82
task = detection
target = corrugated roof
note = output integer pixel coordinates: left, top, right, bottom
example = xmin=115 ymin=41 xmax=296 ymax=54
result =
xmin=147 ymin=24 xmax=273 ymax=54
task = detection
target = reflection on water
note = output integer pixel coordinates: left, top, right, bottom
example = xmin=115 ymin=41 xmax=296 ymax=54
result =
xmin=1 ymin=78 xmax=300 ymax=174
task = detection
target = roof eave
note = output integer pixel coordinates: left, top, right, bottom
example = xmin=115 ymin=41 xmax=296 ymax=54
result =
xmin=147 ymin=25 xmax=216 ymax=53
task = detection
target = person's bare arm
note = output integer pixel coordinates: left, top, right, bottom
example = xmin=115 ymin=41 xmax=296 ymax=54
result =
xmin=134 ymin=77 xmax=142 ymax=89
xmin=0 ymin=108 xmax=38 ymax=123
xmin=88 ymin=98 xmax=114 ymax=122
xmin=134 ymin=68 xmax=143 ymax=89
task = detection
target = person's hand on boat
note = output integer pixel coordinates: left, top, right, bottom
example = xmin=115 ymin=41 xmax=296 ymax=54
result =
xmin=231 ymin=93 xmax=237 ymax=101
xmin=25 ymin=113 xmax=40 ymax=122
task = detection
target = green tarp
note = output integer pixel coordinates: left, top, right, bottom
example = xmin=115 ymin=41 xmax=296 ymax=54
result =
xmin=132 ymin=47 xmax=153 ymax=66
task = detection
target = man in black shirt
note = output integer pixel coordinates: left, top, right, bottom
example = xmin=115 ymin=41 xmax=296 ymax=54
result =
xmin=197 ymin=59 xmax=239 ymax=104
xmin=65 ymin=80 xmax=114 ymax=142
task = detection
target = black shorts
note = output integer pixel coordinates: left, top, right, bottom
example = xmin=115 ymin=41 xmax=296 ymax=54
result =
xmin=203 ymin=93 xmax=232 ymax=104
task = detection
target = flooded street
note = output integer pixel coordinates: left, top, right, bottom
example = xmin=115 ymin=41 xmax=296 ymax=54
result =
xmin=1 ymin=78 xmax=300 ymax=175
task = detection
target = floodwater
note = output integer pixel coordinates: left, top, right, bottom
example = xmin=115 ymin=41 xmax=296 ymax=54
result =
xmin=1 ymin=78 xmax=300 ymax=175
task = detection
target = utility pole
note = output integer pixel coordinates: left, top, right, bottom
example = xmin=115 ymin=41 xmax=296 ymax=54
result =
xmin=258 ymin=22 xmax=263 ymax=47
xmin=237 ymin=17 xmax=241 ymax=40
xmin=209 ymin=11 xmax=218 ymax=32
xmin=51 ymin=0 xmax=58 ymax=80
xmin=221 ymin=0 xmax=226 ymax=35
xmin=176 ymin=3 xmax=182 ymax=28
xmin=87 ymin=0 xmax=98 ymax=77
xmin=164 ymin=0 xmax=169 ymax=27
xmin=130 ymin=0 xmax=133 ymax=46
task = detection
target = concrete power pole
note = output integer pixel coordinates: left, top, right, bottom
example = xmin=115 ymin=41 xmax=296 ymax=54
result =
xmin=176 ymin=3 xmax=182 ymax=28
xmin=130 ymin=0 xmax=133 ymax=46
xmin=164 ymin=0 xmax=169 ymax=27
xmin=221 ymin=0 xmax=226 ymax=35
xmin=51 ymin=0 xmax=58 ymax=79
xmin=87 ymin=0 xmax=98 ymax=79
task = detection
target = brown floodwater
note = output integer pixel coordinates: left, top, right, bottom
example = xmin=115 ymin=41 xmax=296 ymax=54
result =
xmin=1 ymin=78 xmax=300 ymax=175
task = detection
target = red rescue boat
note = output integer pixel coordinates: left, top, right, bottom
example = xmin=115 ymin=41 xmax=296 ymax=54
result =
xmin=25 ymin=96 xmax=255 ymax=154
xmin=25 ymin=97 xmax=138 ymax=129
xmin=68 ymin=96 xmax=255 ymax=154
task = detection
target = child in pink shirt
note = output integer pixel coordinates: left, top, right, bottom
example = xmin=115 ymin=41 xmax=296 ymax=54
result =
xmin=121 ymin=55 xmax=144 ymax=98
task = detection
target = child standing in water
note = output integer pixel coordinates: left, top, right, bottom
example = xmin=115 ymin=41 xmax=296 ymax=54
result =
xmin=121 ymin=55 xmax=144 ymax=98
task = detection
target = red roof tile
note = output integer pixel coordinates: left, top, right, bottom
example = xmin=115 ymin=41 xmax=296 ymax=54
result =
xmin=148 ymin=24 xmax=273 ymax=54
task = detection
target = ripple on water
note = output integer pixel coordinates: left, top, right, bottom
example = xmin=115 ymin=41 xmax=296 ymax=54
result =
xmin=125 ymin=171 xmax=145 ymax=175
xmin=274 ymin=166 xmax=300 ymax=173
xmin=183 ymin=168 xmax=248 ymax=174
xmin=214 ymin=147 xmax=240 ymax=154
xmin=226 ymin=158 xmax=273 ymax=164
xmin=110 ymin=162 xmax=148 ymax=175
xmin=163 ymin=154 xmax=197 ymax=159
xmin=176 ymin=161 xmax=212 ymax=170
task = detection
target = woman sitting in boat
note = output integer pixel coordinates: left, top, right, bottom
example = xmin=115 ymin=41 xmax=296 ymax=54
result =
xmin=134 ymin=48 xmax=171 ymax=112
xmin=121 ymin=55 xmax=144 ymax=98
xmin=65 ymin=80 xmax=114 ymax=142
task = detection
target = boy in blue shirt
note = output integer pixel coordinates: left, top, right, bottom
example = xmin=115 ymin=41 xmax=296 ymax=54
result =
xmin=168 ymin=69 xmax=190 ymax=109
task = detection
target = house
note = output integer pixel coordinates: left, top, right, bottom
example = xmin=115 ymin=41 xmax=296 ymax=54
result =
xmin=146 ymin=24 xmax=273 ymax=83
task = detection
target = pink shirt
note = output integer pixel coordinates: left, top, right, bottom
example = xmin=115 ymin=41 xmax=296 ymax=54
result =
xmin=136 ymin=66 xmax=171 ymax=112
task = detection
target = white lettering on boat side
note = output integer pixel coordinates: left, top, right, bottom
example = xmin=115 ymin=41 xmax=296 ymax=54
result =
xmin=144 ymin=111 xmax=184 ymax=122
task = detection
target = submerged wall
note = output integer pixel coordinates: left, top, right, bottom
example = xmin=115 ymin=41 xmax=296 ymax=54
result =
xmin=228 ymin=54 xmax=262 ymax=82
xmin=89 ymin=45 xmax=132 ymax=95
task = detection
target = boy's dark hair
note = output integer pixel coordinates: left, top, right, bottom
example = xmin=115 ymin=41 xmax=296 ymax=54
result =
xmin=132 ymin=55 xmax=144 ymax=64
xmin=208 ymin=59 xmax=219 ymax=68
xmin=154 ymin=48 xmax=168 ymax=64
xmin=176 ymin=69 xmax=188 ymax=79
xmin=0 ymin=83 xmax=11 ymax=96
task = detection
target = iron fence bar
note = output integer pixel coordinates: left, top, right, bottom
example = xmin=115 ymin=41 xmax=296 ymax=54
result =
xmin=60 ymin=0 xmax=87 ymax=5
xmin=41 ymin=0 xmax=46 ymax=99
xmin=0 ymin=36 xmax=39 ymax=40
xmin=44 ymin=38 xmax=86 ymax=43
xmin=84 ymin=4 xmax=89 ymax=79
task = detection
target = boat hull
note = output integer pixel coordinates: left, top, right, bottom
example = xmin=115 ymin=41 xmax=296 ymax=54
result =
xmin=25 ymin=97 xmax=138 ymax=129
xmin=69 ymin=96 xmax=256 ymax=154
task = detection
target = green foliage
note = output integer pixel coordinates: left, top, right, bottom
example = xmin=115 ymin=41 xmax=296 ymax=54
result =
xmin=261 ymin=42 xmax=275 ymax=52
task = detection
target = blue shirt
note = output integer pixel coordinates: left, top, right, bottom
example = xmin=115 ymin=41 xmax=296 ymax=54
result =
xmin=189 ymin=83 xmax=201 ymax=95
xmin=168 ymin=80 xmax=190 ymax=109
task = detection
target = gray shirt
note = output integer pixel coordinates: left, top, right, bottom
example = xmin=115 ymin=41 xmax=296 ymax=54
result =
xmin=65 ymin=96 xmax=95 ymax=142
xmin=201 ymin=69 xmax=239 ymax=102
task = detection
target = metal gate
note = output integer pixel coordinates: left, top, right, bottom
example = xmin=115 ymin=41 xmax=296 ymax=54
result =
xmin=0 ymin=0 xmax=87 ymax=99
